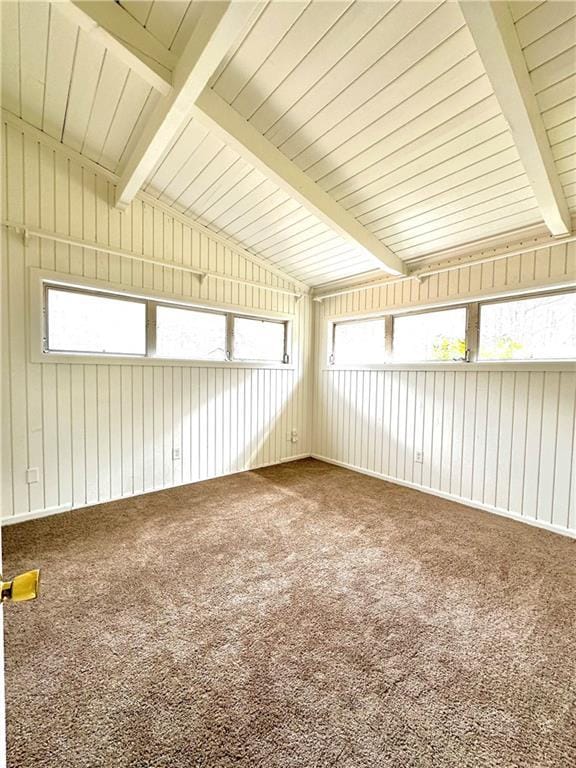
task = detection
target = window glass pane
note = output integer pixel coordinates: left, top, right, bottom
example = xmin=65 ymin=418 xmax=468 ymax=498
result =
xmin=393 ymin=307 xmax=466 ymax=361
xmin=333 ymin=318 xmax=386 ymax=364
xmin=233 ymin=317 xmax=286 ymax=362
xmin=156 ymin=306 xmax=226 ymax=360
xmin=479 ymin=292 xmax=576 ymax=360
xmin=47 ymin=287 xmax=146 ymax=355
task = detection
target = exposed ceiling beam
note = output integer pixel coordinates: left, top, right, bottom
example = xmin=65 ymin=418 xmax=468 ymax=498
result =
xmin=115 ymin=2 xmax=257 ymax=211
xmin=460 ymin=0 xmax=571 ymax=237
xmin=78 ymin=0 xmax=404 ymax=275
xmin=53 ymin=0 xmax=175 ymax=94
xmin=192 ymin=89 xmax=407 ymax=276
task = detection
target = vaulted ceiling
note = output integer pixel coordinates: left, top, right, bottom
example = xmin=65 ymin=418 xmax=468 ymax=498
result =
xmin=2 ymin=0 xmax=575 ymax=288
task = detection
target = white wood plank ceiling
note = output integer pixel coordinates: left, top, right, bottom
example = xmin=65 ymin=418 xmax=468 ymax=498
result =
xmin=1 ymin=1 xmax=161 ymax=172
xmin=2 ymin=0 xmax=575 ymax=288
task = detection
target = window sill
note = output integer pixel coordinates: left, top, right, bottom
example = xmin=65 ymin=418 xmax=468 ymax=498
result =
xmin=34 ymin=351 xmax=295 ymax=369
xmin=323 ymin=361 xmax=576 ymax=372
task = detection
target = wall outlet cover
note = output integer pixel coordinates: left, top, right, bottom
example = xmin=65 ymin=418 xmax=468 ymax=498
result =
xmin=26 ymin=468 xmax=39 ymax=484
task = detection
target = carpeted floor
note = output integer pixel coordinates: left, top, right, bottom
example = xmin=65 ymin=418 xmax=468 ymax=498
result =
xmin=4 ymin=458 xmax=576 ymax=768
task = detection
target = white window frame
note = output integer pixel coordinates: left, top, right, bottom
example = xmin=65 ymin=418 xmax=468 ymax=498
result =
xmin=44 ymin=284 xmax=149 ymax=357
xmin=475 ymin=288 xmax=575 ymax=363
xmin=230 ymin=315 xmax=290 ymax=365
xmin=30 ymin=269 xmax=293 ymax=368
xmin=328 ymin=315 xmax=389 ymax=366
xmin=326 ymin=286 xmax=576 ymax=370
xmin=391 ymin=304 xmax=470 ymax=363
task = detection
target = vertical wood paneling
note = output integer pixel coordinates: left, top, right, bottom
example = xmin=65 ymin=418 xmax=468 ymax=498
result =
xmin=1 ymin=121 xmax=311 ymax=523
xmin=70 ymin=366 xmax=85 ymax=509
xmin=314 ymin=243 xmax=576 ymax=537
xmin=56 ymin=365 xmax=72 ymax=508
xmin=495 ymin=372 xmax=515 ymax=512
xmin=316 ymin=364 xmax=576 ymax=536
xmin=523 ymin=372 xmax=545 ymax=521
xmin=537 ymin=372 xmax=560 ymax=525
xmin=553 ymin=374 xmax=576 ymax=529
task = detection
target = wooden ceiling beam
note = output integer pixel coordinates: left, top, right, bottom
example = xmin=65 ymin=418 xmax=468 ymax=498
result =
xmin=460 ymin=0 xmax=571 ymax=236
xmin=115 ymin=1 xmax=257 ymax=211
xmin=59 ymin=0 xmax=406 ymax=275
xmin=192 ymin=89 xmax=407 ymax=277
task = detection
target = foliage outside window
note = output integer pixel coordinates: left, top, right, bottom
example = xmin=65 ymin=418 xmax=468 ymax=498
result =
xmin=393 ymin=307 xmax=467 ymax=362
xmin=479 ymin=292 xmax=576 ymax=361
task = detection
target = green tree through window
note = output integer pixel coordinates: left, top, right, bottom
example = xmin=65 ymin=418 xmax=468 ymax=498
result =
xmin=432 ymin=336 xmax=466 ymax=360
xmin=479 ymin=335 xmax=523 ymax=360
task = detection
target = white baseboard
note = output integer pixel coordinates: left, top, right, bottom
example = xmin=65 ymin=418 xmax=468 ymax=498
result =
xmin=312 ymin=453 xmax=576 ymax=540
xmin=2 ymin=503 xmax=74 ymax=526
xmin=1 ymin=453 xmax=311 ymax=526
xmin=6 ymin=453 xmax=573 ymax=541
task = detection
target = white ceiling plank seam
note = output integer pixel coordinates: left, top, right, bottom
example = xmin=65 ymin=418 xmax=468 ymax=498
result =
xmin=192 ymin=88 xmax=407 ymax=277
xmin=52 ymin=0 xmax=175 ymax=94
xmin=460 ymin=0 xmax=571 ymax=236
xmin=115 ymin=2 xmax=258 ymax=211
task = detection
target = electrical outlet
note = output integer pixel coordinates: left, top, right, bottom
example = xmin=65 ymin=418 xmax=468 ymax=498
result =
xmin=172 ymin=448 xmax=181 ymax=461
xmin=26 ymin=467 xmax=39 ymax=484
xmin=289 ymin=429 xmax=298 ymax=443
xmin=414 ymin=450 xmax=423 ymax=464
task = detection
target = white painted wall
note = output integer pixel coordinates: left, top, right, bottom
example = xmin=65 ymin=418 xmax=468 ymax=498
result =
xmin=313 ymin=245 xmax=576 ymax=537
xmin=1 ymin=119 xmax=312 ymax=523
xmin=2 ymin=114 xmax=575 ymax=540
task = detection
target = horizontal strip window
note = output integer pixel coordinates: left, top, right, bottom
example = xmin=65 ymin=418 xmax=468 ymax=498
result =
xmin=329 ymin=288 xmax=576 ymax=365
xmin=43 ymin=283 xmax=290 ymax=364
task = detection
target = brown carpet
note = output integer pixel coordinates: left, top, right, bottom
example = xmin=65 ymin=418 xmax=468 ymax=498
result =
xmin=4 ymin=458 xmax=576 ymax=768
